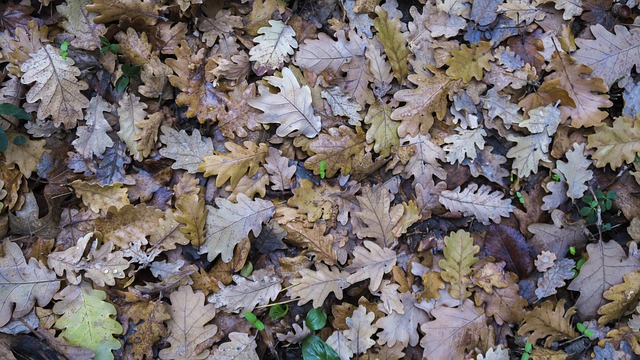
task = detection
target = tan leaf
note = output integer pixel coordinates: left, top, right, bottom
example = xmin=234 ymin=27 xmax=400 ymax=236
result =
xmin=57 ymin=0 xmax=106 ymax=51
xmin=518 ymin=299 xmax=578 ymax=347
xmin=0 ymin=240 xmax=60 ymax=327
xmin=248 ymin=67 xmax=321 ymax=138
xmin=391 ymin=72 xmax=454 ymax=137
xmin=249 ymin=20 xmax=298 ymax=75
xmin=475 ymin=281 xmax=528 ymax=325
xmin=588 ymin=115 xmax=640 ymax=170
xmin=209 ymin=272 xmax=281 ymax=313
xmin=472 ymin=261 xmax=510 ymax=294
xmin=159 ymin=126 xmax=214 ymax=174
xmin=295 ymin=30 xmax=365 ymax=74
xmin=202 ymin=194 xmax=274 ymax=262
xmin=70 ymin=180 xmax=130 ymax=213
xmin=212 ymin=332 xmax=259 ymax=360
xmin=73 ymin=96 xmax=114 ymax=158
xmin=47 ymin=233 xmax=127 ymax=287
xmin=347 ymin=241 xmax=397 ymax=292
xmin=375 ymin=292 xmax=430 ymax=348
xmin=528 ymin=209 xmax=588 ymax=258
xmin=535 ymin=251 xmax=557 ymax=272
xmin=597 ymin=270 xmax=640 ymax=326
xmin=556 ymin=143 xmax=593 ymax=200
xmin=86 ymin=0 xmax=159 ymax=25
xmin=121 ymin=298 xmax=170 ymax=360
xmin=288 ymin=263 xmax=350 ymax=308
xmin=114 ymin=27 xmax=153 ymax=66
xmin=400 ymin=134 xmax=447 ymax=186
xmin=138 ymin=57 xmax=173 ymax=99
xmin=321 ymin=86 xmax=362 ymax=126
xmin=345 ymin=306 xmax=378 ymax=355
xmin=159 ymin=285 xmax=217 ymax=360
xmin=94 ymin=204 xmax=164 ymax=248
xmin=439 ymin=230 xmax=480 ymax=301
xmin=439 ymin=183 xmax=515 ymax=225
xmin=374 ymin=6 xmax=409 ymax=82
xmin=568 ymin=240 xmax=640 ymax=320
xmin=353 ymin=186 xmax=404 ymax=248
xmin=365 ymin=99 xmax=400 ymax=157
xmin=198 ymin=9 xmax=243 ymax=47
xmin=287 ymin=179 xmax=340 ymax=222
xmin=302 ymin=125 xmax=367 ymax=178
xmin=199 ymin=141 xmax=268 ymax=188
xmin=573 ymin=25 xmax=640 ymax=87
xmin=216 ymin=81 xmax=262 ymax=139
xmin=282 ymin=221 xmax=344 ymax=266
xmin=3 ymin=133 xmax=46 ymax=178
xmin=264 ymin=147 xmax=296 ymax=191
xmin=226 ymin=169 xmax=270 ymax=201
xmin=545 ymin=52 xmax=612 ymax=128
xmin=443 ymin=127 xmax=487 ymax=164
xmin=20 ymin=45 xmax=89 ymax=128
xmin=420 ymin=300 xmax=488 ymax=360
xmin=117 ymin=93 xmax=147 ymax=161
xmin=506 ymin=132 xmax=552 ymax=177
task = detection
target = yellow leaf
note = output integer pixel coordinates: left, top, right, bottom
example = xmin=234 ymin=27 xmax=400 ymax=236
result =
xmin=71 ymin=180 xmax=130 ymax=213
xmin=4 ymin=134 xmax=46 ymax=178
xmin=438 ymin=230 xmax=480 ymax=301
xmin=374 ymin=6 xmax=409 ymax=83
xmin=20 ymin=45 xmax=89 ymax=128
xmin=446 ymin=41 xmax=494 ymax=83
xmin=199 ymin=141 xmax=269 ymax=188
xmin=364 ymin=99 xmax=399 ymax=157
xmin=518 ymin=299 xmax=578 ymax=348
xmin=588 ymin=115 xmax=640 ymax=169
xmin=598 ymin=270 xmax=640 ymax=326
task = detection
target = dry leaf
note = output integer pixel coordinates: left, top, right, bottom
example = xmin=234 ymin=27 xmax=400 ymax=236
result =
xmin=249 ymin=20 xmax=298 ymax=75
xmin=345 ymin=305 xmax=378 ymax=355
xmin=439 ymin=183 xmax=515 ymax=225
xmin=288 ymin=263 xmax=350 ymax=308
xmin=346 ymin=241 xmax=397 ymax=292
xmin=555 ymin=143 xmax=593 ymax=200
xmin=159 ymin=126 xmax=214 ymax=174
xmin=517 ymin=299 xmax=578 ymax=347
xmin=199 ymin=141 xmax=269 ymax=188
xmin=208 ymin=272 xmax=281 ymax=313
xmin=439 ymin=230 xmax=480 ymax=301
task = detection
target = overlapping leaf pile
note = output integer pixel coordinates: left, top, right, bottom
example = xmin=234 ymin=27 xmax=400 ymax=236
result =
xmin=1 ymin=0 xmax=640 ymax=358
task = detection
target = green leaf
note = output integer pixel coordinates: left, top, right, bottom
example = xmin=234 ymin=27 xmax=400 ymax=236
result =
xmin=524 ymin=342 xmax=532 ymax=352
xmin=240 ymin=262 xmax=253 ymax=277
xmin=576 ymin=258 xmax=587 ymax=270
xmin=305 ymin=308 xmax=327 ymax=331
xmin=269 ymin=304 xmax=288 ymax=320
xmin=115 ymin=76 xmax=129 ymax=94
xmin=576 ymin=322 xmax=586 ymax=333
xmin=301 ymin=335 xmax=340 ymax=360
xmin=244 ymin=311 xmax=264 ymax=331
xmin=579 ymin=207 xmax=592 ymax=217
xmin=0 ymin=103 xmax=31 ymax=120
xmin=12 ymin=135 xmax=26 ymax=145
xmin=0 ymin=128 xmax=8 ymax=152
xmin=584 ymin=329 xmax=594 ymax=338
xmin=53 ymin=282 xmax=123 ymax=360
xmin=521 ymin=354 xmax=530 ymax=360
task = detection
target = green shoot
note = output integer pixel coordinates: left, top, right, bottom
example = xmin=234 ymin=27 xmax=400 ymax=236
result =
xmin=576 ymin=322 xmax=594 ymax=338
xmin=100 ymin=36 xmax=119 ymax=55
xmin=240 ymin=262 xmax=253 ymax=277
xmin=516 ymin=191 xmax=525 ymax=204
xmin=60 ymin=41 xmax=69 ymax=60
xmin=569 ymin=246 xmax=576 ymax=256
xmin=551 ymin=173 xmax=561 ymax=181
xmin=319 ymin=160 xmax=326 ymax=179
xmin=521 ymin=342 xmax=532 ymax=360
xmin=268 ymin=304 xmax=288 ymax=320
xmin=244 ymin=311 xmax=264 ymax=331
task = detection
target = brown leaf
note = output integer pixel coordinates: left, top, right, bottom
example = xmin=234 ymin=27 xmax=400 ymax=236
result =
xmin=518 ymin=299 xmax=578 ymax=348
xmin=484 ymin=224 xmax=534 ymax=278
xmin=598 ymin=270 xmax=640 ymax=326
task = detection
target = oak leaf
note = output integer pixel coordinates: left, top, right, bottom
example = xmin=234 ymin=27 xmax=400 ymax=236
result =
xmin=0 ymin=240 xmax=60 ymax=327
xmin=346 ymin=241 xmax=397 ymax=292
xmin=159 ymin=126 xmax=214 ymax=174
xmin=321 ymin=86 xmax=362 ymax=125
xmin=528 ymin=209 xmax=588 ymax=258
xmin=114 ymin=27 xmax=153 ymax=66
xmin=375 ymin=292 xmax=430 ymax=347
xmin=446 ymin=42 xmax=495 ymax=83
xmin=73 ymin=96 xmax=113 ymax=159
xmin=264 ymin=147 xmax=295 ymax=191
xmin=86 ymin=0 xmax=158 ymax=25
xmin=471 ymin=262 xmax=510 ymax=294
xmin=439 ymin=230 xmax=480 ymax=301
xmin=248 ymin=67 xmax=321 ymax=137
xmin=374 ymin=6 xmax=409 ymax=82
xmin=20 ymin=44 xmax=89 ymax=128
xmin=353 ymin=186 xmax=404 ymax=248
xmin=121 ymin=298 xmax=170 ymax=360
xmin=202 ymin=194 xmax=274 ymax=262
xmin=47 ymin=233 xmax=127 ymax=287
xmin=216 ymin=81 xmax=262 ymax=139
xmin=556 ymin=143 xmax=593 ymax=200
xmin=475 ymin=280 xmax=527 ymax=325
xmin=159 ymin=285 xmax=217 ymax=360
xmin=597 ymin=270 xmax=640 ymax=326
xmin=94 ymin=204 xmax=164 ymax=249
xmin=70 ymin=180 xmax=129 ymax=214
xmin=391 ymin=72 xmax=454 ymax=137
xmin=295 ymin=30 xmax=365 ymax=74
xmin=117 ymin=93 xmax=147 ymax=161
xmin=281 ymin=221 xmax=345 ymax=266
xmin=443 ymin=127 xmax=487 ymax=164
xmin=573 ymin=25 xmax=640 ymax=87
xmin=400 ymin=134 xmax=447 ymax=186
xmin=517 ymin=299 xmax=578 ymax=347
xmin=249 ymin=20 xmax=298 ymax=75
xmin=199 ymin=141 xmax=269 ymax=188
xmin=3 ymin=133 xmax=46 ymax=178
xmin=288 ymin=263 xmax=350 ymax=308
xmin=138 ymin=57 xmax=173 ymax=99
xmin=57 ymin=0 xmax=105 ymax=50
xmin=287 ymin=179 xmax=340 ymax=222
xmin=345 ymin=306 xmax=378 ymax=355
xmin=53 ymin=281 xmax=123 ymax=360
xmin=420 ymin=300 xmax=488 ymax=360
xmin=568 ymin=240 xmax=640 ymax=320
xmin=545 ymin=52 xmax=612 ymax=128
xmin=506 ymin=132 xmax=552 ymax=177
xmin=197 ymin=9 xmax=242 ymax=47
xmin=535 ymin=258 xmax=575 ymax=300
xmin=439 ymin=183 xmax=515 ymax=225
xmin=588 ymin=115 xmax=640 ymax=169
xmin=303 ymin=125 xmax=367 ymax=178
xmin=209 ymin=272 xmax=281 ymax=313
xmin=212 ymin=332 xmax=259 ymax=360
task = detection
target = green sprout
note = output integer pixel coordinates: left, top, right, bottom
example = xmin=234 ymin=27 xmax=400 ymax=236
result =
xmin=268 ymin=304 xmax=288 ymax=320
xmin=60 ymin=41 xmax=69 ymax=60
xmin=576 ymin=322 xmax=595 ymax=338
xmin=521 ymin=342 xmax=532 ymax=360
xmin=319 ymin=160 xmax=326 ymax=179
xmin=569 ymin=246 xmax=576 ymax=256
xmin=100 ymin=36 xmax=119 ymax=55
xmin=516 ymin=191 xmax=525 ymax=204
xmin=551 ymin=173 xmax=561 ymax=181
xmin=115 ymin=63 xmax=141 ymax=93
xmin=244 ymin=311 xmax=264 ymax=331
xmin=579 ymin=190 xmax=616 ymax=230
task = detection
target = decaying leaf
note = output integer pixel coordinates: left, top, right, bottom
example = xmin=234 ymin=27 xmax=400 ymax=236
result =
xmin=598 ymin=270 xmax=640 ymax=326
xmin=345 ymin=305 xmax=377 ymax=355
xmin=249 ymin=20 xmax=298 ymax=75
xmin=439 ymin=183 xmax=515 ymax=225
xmin=159 ymin=126 xmax=214 ymax=174
xmin=209 ymin=271 xmax=281 ymax=313
xmin=288 ymin=263 xmax=350 ymax=308
xmin=346 ymin=241 xmax=397 ymax=292
xmin=518 ymin=299 xmax=578 ymax=348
